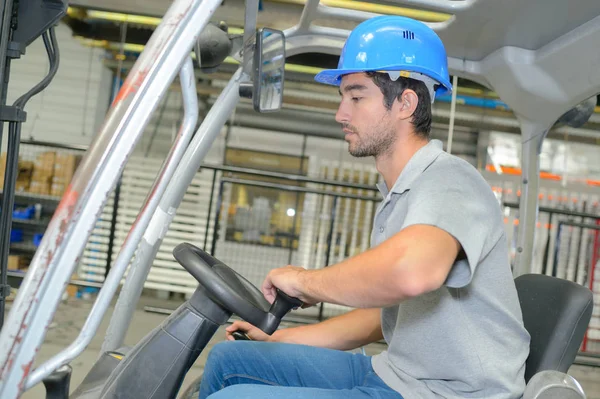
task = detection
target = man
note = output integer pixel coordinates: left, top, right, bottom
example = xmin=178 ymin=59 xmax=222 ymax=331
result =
xmin=199 ymin=15 xmax=530 ymax=399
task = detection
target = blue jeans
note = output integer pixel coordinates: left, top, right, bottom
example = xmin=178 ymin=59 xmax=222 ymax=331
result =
xmin=198 ymin=341 xmax=403 ymax=398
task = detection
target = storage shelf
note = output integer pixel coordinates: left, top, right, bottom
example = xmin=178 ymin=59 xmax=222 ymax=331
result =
xmin=12 ymin=218 xmax=51 ymax=226
xmin=0 ymin=191 xmax=61 ymax=204
xmin=10 ymin=242 xmax=38 ymax=252
xmin=7 ymin=268 xmax=25 ymax=274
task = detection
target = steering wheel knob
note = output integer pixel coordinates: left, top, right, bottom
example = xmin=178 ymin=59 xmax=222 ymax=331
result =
xmin=271 ymin=289 xmax=303 ymax=319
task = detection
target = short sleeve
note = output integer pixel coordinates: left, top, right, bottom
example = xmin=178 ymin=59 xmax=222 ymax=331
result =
xmin=400 ymin=163 xmax=501 ymax=288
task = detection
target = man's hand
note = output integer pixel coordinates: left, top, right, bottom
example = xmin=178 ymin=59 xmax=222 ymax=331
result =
xmin=225 ymin=321 xmax=272 ymax=341
xmin=261 ymin=265 xmax=317 ymax=306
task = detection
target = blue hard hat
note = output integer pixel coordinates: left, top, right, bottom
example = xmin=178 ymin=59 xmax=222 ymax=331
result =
xmin=314 ymin=16 xmax=452 ymax=100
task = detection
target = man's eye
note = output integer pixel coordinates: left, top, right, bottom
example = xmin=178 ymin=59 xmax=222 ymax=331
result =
xmin=352 ymin=97 xmax=361 ymax=102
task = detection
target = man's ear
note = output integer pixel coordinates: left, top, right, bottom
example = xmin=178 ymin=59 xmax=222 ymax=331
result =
xmin=395 ymin=89 xmax=418 ymax=121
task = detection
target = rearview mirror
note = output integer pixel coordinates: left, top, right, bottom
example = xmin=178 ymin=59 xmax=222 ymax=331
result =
xmin=253 ymin=28 xmax=285 ymax=112
xmin=556 ymin=96 xmax=597 ymax=128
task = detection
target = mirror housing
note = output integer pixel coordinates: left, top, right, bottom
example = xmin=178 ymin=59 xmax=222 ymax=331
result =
xmin=252 ymin=28 xmax=285 ymax=113
xmin=193 ymin=22 xmax=233 ymax=73
xmin=557 ymin=96 xmax=597 ymax=128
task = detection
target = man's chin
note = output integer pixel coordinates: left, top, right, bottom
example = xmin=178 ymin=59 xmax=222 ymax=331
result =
xmin=348 ymin=147 xmax=371 ymax=158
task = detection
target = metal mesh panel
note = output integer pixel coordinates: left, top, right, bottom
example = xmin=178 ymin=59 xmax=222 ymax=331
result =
xmin=486 ymin=174 xmax=600 ymax=355
xmin=211 ymin=169 xmax=381 ymax=321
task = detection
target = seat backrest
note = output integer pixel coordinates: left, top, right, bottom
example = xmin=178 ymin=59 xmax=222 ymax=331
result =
xmin=515 ymin=274 xmax=594 ymax=382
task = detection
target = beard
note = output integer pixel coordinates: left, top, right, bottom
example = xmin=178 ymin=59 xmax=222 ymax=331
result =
xmin=344 ymin=120 xmax=396 ymax=158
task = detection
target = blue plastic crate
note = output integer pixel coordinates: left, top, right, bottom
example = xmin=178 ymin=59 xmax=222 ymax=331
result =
xmin=10 ymin=229 xmax=23 ymax=243
xmin=33 ymin=233 xmax=43 ymax=247
xmin=12 ymin=205 xmax=35 ymax=220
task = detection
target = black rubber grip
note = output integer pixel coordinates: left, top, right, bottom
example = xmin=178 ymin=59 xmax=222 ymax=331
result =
xmin=231 ymin=331 xmax=251 ymax=340
xmin=270 ymin=289 xmax=303 ymax=319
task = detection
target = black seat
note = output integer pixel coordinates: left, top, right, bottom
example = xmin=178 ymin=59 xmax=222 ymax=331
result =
xmin=515 ymin=274 xmax=594 ymax=382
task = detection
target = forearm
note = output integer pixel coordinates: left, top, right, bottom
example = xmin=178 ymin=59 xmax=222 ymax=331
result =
xmin=270 ymin=308 xmax=383 ymax=351
xmin=300 ymin=238 xmax=412 ymax=308
xmin=298 ymin=225 xmax=459 ymax=308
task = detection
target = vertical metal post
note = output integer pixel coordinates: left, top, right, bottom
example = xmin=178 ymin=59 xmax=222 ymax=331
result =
xmin=583 ymin=219 xmax=600 ymax=352
xmin=552 ymin=223 xmax=563 ymax=277
xmin=100 ymin=69 xmax=241 ymax=354
xmin=287 ymin=135 xmax=307 ymax=265
xmin=211 ymin=180 xmax=226 ymax=256
xmin=0 ymin=0 xmax=16 ymax=328
xmin=105 ymin=178 xmax=122 ymax=279
xmin=513 ymin=120 xmax=549 ymax=277
xmin=203 ymin=169 xmax=218 ymax=251
xmin=318 ymin=195 xmax=338 ymax=321
xmin=0 ymin=0 xmax=14 ymax=141
xmin=564 ymin=225 xmax=574 ymax=280
xmin=541 ymin=212 xmax=553 ymax=275
xmin=241 ymin=0 xmax=259 ymax=78
xmin=573 ymin=202 xmax=587 ymax=283
xmin=0 ymin=0 xmax=221 ymax=395
xmin=0 ymin=121 xmax=20 ymax=326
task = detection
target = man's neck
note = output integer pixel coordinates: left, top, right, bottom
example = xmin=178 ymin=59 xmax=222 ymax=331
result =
xmin=375 ymin=135 xmax=429 ymax=191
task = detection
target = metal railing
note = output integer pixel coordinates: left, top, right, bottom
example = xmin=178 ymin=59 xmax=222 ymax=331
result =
xmin=504 ymin=201 xmax=600 ymax=362
xmin=209 ymin=173 xmax=380 ymax=321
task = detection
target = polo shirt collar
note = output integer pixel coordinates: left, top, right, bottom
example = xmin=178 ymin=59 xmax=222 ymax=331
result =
xmin=376 ymin=139 xmax=444 ymax=197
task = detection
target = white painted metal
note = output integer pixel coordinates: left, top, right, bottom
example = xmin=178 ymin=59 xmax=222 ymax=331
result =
xmin=2 ymin=0 xmax=600 ymax=393
xmin=0 ymin=0 xmax=221 ymax=395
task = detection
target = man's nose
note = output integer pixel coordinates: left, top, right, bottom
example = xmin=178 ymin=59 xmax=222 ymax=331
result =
xmin=335 ymin=101 xmax=350 ymax=125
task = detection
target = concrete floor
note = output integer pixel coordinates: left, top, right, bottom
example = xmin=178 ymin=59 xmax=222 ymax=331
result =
xmin=7 ymin=294 xmax=600 ymax=398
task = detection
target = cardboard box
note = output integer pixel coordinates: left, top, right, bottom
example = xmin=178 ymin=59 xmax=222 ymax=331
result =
xmin=0 ymin=154 xmax=34 ymax=189
xmin=30 ymin=152 xmax=54 ymax=195
xmin=53 ymin=153 xmax=80 ymax=183
xmin=15 ymin=180 xmax=29 ymax=193
xmin=50 ymin=182 xmax=66 ymax=197
xmin=18 ymin=161 xmax=34 ymax=178
xmin=67 ymin=273 xmax=79 ymax=297
xmin=7 ymin=255 xmax=19 ymax=270
xmin=37 ymin=151 xmax=56 ymax=166
xmin=29 ymin=180 xmax=50 ymax=195
xmin=32 ymin=152 xmax=56 ymax=181
xmin=7 ymin=255 xmax=26 ymax=270
xmin=0 ymin=153 xmax=6 ymax=187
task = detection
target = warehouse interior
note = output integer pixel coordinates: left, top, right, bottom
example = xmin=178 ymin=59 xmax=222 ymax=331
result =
xmin=0 ymin=0 xmax=599 ymax=398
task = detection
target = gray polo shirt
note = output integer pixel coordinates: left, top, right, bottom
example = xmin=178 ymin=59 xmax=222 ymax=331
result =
xmin=370 ymin=139 xmax=530 ymax=399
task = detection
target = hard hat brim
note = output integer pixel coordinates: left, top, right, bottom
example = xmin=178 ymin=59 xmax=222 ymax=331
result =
xmin=314 ymin=67 xmax=452 ymax=97
xmin=314 ymin=69 xmax=361 ymax=86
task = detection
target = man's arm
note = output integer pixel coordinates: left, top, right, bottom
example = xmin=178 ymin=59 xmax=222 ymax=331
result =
xmin=262 ymin=224 xmax=461 ymax=308
xmin=271 ymin=308 xmax=383 ymax=350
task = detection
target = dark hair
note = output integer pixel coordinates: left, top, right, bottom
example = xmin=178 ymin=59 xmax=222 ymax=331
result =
xmin=365 ymin=72 xmax=432 ymax=138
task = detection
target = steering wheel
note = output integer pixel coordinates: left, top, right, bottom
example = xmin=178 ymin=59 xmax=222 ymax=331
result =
xmin=173 ymin=242 xmax=303 ymax=335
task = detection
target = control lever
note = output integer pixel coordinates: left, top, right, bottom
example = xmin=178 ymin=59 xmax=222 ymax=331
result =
xmin=270 ymin=289 xmax=303 ymax=319
xmin=43 ymin=364 xmax=72 ymax=399
xmin=232 ymin=290 xmax=302 ymax=340
xmin=231 ymin=331 xmax=250 ymax=340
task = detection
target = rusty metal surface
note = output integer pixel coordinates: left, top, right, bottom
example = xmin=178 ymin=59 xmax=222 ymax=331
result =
xmin=24 ymin=57 xmax=199 ymax=390
xmin=0 ymin=0 xmax=219 ymax=396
